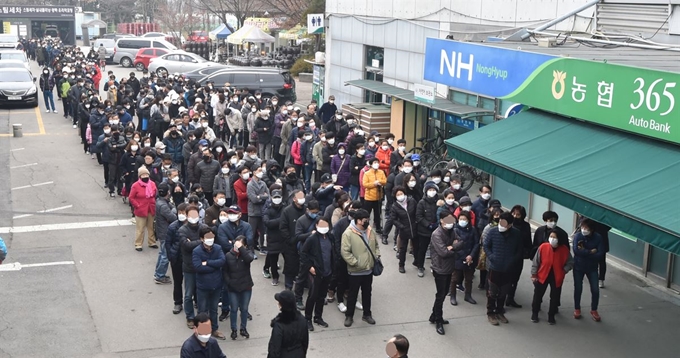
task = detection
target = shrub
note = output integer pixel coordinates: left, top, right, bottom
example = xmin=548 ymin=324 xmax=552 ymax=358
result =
xmin=290 ymin=55 xmax=314 ymax=76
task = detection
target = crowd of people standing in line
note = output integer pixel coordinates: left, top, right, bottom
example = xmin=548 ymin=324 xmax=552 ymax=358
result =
xmin=25 ymin=38 xmax=612 ymax=356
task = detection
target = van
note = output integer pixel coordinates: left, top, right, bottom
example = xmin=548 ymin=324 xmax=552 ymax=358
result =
xmin=113 ymin=38 xmax=177 ymax=68
xmin=198 ymin=68 xmax=297 ymax=104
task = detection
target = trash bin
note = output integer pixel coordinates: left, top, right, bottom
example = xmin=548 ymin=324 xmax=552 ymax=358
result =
xmin=12 ymin=124 xmax=22 ymax=138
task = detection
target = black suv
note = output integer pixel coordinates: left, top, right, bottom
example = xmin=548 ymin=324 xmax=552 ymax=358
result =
xmin=197 ymin=68 xmax=297 ymax=103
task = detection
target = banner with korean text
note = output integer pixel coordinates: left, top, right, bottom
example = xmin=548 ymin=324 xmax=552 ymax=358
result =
xmin=423 ymin=38 xmax=679 ymax=145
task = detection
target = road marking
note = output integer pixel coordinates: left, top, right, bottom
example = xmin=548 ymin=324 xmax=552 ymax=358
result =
xmin=9 ymin=162 xmax=38 ymax=169
xmin=0 ymin=261 xmax=75 ymax=272
xmin=10 ymin=147 xmax=24 ymax=151
xmin=13 ymin=205 xmax=73 ymax=219
xmin=0 ymin=219 xmax=134 ymax=234
xmin=35 ymin=106 xmax=46 ymax=135
xmin=11 ymin=181 xmax=54 ymax=191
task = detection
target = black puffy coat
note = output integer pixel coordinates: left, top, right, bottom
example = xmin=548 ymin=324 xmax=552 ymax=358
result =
xmin=179 ymin=223 xmax=210 ymax=273
xmin=391 ymin=198 xmax=417 ymax=242
xmin=267 ymin=311 xmax=309 ymax=358
xmin=453 ymin=224 xmax=480 ymax=270
xmin=264 ymin=202 xmax=285 ymax=254
xmin=279 ymin=203 xmax=306 ymax=275
xmin=223 ymin=246 xmax=254 ymax=292
xmin=415 ymin=196 xmax=438 ymax=237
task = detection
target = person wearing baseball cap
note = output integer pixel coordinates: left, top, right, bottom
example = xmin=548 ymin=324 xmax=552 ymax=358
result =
xmin=267 ymin=290 xmax=309 ymax=357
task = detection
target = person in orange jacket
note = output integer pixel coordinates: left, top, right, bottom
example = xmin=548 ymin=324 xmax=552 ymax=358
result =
xmin=531 ymin=229 xmax=573 ymax=325
xmin=375 ymin=138 xmax=393 ymax=176
xmin=362 ymin=157 xmax=387 ymax=233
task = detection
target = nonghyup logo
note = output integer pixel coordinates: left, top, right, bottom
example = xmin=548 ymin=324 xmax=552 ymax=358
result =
xmin=551 ymin=70 xmax=566 ymax=100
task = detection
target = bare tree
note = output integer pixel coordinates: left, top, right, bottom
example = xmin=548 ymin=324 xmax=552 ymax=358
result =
xmin=259 ymin=0 xmax=311 ymax=25
xmin=156 ymin=0 xmax=201 ymax=40
xmin=194 ymin=0 xmax=262 ymax=28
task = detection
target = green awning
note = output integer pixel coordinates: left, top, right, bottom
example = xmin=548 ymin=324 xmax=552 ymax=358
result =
xmin=345 ymin=79 xmax=494 ymax=117
xmin=445 ymin=110 xmax=680 ymax=255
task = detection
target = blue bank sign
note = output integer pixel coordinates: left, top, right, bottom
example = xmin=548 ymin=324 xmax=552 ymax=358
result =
xmin=423 ymin=38 xmax=555 ymax=98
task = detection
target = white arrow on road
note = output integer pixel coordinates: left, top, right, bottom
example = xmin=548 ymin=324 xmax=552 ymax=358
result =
xmin=0 ymin=261 xmax=75 ymax=272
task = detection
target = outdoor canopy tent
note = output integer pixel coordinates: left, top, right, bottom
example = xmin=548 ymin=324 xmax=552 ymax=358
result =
xmin=279 ymin=25 xmax=307 ymax=40
xmin=444 ymin=110 xmax=680 ymax=255
xmin=209 ymin=24 xmax=232 ymax=40
xmin=227 ymin=24 xmax=275 ymax=45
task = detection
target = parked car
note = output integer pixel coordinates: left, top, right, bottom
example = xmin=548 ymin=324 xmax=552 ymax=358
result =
xmin=188 ymin=30 xmax=209 ymax=42
xmin=0 ymin=50 xmax=30 ymax=70
xmin=0 ymin=68 xmax=38 ymax=107
xmin=99 ymin=33 xmax=136 ymax=40
xmin=182 ymin=65 xmax=232 ymax=82
xmin=0 ymin=60 xmax=30 ymax=71
xmin=141 ymin=32 xmax=168 ymax=38
xmin=0 ymin=34 xmax=20 ymax=50
xmin=197 ymin=68 xmax=297 ymax=103
xmin=133 ymin=47 xmax=170 ymax=71
xmin=148 ymin=51 xmax=218 ymax=76
xmin=113 ymin=38 xmax=177 ymax=67
xmin=91 ymin=39 xmax=116 ymax=63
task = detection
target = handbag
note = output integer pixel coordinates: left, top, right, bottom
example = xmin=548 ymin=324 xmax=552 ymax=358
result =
xmin=359 ymin=231 xmax=384 ymax=276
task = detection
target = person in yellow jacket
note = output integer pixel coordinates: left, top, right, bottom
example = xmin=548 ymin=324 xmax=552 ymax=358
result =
xmin=340 ymin=209 xmax=381 ymax=327
xmin=361 ymin=158 xmax=387 ymax=234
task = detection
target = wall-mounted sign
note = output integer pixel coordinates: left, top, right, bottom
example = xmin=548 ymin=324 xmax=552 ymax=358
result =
xmin=307 ymin=14 xmax=324 ymax=34
xmin=414 ymin=84 xmax=435 ymax=104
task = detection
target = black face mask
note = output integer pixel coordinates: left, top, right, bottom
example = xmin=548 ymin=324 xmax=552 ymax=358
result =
xmin=287 ymin=172 xmax=297 ymax=180
xmin=513 ymin=217 xmax=524 ymax=224
xmin=203 ymin=155 xmax=211 ymax=162
xmin=141 ymin=177 xmax=149 ymax=183
xmin=492 ymin=217 xmax=500 ymax=224
xmin=171 ymin=131 xmax=178 ymax=137
xmin=196 ymin=191 xmax=204 ymax=198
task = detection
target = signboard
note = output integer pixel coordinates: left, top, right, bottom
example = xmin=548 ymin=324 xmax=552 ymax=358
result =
xmin=2 ymin=22 xmax=10 ymax=34
xmin=307 ymin=14 xmax=324 ymax=34
xmin=414 ymin=84 xmax=435 ymax=104
xmin=445 ymin=113 xmax=475 ymax=130
xmin=0 ymin=6 xmax=75 ymax=18
xmin=423 ymin=38 xmax=680 ymax=145
xmin=243 ymin=17 xmax=279 ymax=32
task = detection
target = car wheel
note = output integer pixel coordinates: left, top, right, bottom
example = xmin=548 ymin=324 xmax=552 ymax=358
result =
xmin=120 ymin=57 xmax=132 ymax=67
xmin=135 ymin=63 xmax=145 ymax=71
xmin=156 ymin=67 xmax=168 ymax=76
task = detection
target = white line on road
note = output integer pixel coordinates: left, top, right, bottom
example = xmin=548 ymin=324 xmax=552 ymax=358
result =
xmin=0 ymin=261 xmax=75 ymax=272
xmin=0 ymin=219 xmax=134 ymax=234
xmin=10 ymin=148 xmax=24 ymax=152
xmin=10 ymin=163 xmax=38 ymax=169
xmin=11 ymin=181 xmax=54 ymax=191
xmin=12 ymin=205 xmax=73 ymax=219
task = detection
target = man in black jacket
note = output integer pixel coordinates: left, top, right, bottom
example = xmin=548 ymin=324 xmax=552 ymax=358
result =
xmin=167 ymin=203 xmax=188 ymax=314
xmin=279 ymin=190 xmax=307 ymax=291
xmin=300 ymin=217 xmax=334 ymax=331
xmin=328 ymin=200 xmax=360 ymax=313
xmin=506 ymin=205 xmax=532 ymax=308
xmin=293 ymin=200 xmax=321 ymax=310
xmin=531 ymin=210 xmax=569 ymax=260
xmin=179 ymin=207 xmax=210 ymax=328
xmin=415 ymin=181 xmax=440 ymax=277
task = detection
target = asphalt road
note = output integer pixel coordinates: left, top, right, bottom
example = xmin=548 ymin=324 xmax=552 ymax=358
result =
xmin=1 ymin=60 xmax=680 ymax=358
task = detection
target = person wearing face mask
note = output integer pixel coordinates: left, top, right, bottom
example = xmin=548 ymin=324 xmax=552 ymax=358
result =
xmin=167 ymin=203 xmax=189 ymax=314
xmin=362 ymin=158 xmax=387 ymax=234
xmin=448 ymin=176 xmax=469 ymax=202
xmin=330 ymin=143 xmax=351 ymax=190
xmin=389 ymin=139 xmax=407 ymax=174
xmin=340 ymin=208 xmax=380 ymax=327
xmin=180 ymin=207 xmax=211 ymax=328
xmin=91 ymin=103 xmax=109 ymax=164
xmin=453 ymin=196 xmax=476 ymax=228
xmin=233 ymin=166 xmax=252 ymax=222
xmin=317 ymin=95 xmax=337 ymax=125
xmin=429 ymin=212 xmax=463 ymax=335
xmin=95 ymin=122 xmax=113 ymax=186
xmin=483 ymin=212 xmax=522 ymax=326
xmin=163 ymin=124 xmax=186 ymax=172
xmin=129 ymin=167 xmax=159 ymax=251
xmin=428 ymin=169 xmax=446 ymax=193
xmin=572 ymin=218 xmax=605 ymax=322
xmin=531 ymin=230 xmax=573 ymax=325
xmin=120 ymin=140 xmax=143 ymax=200
xmin=106 ymin=125 xmax=128 ymax=197
xmin=380 ymin=161 xmax=402 ymax=247
xmin=576 ymin=215 xmax=610 ymax=289
xmin=278 ymin=112 xmax=296 ymax=166
xmin=506 ymin=205 xmax=532 ymax=308
xmin=290 ymin=131 xmax=306 ymax=177
xmin=281 ymin=165 xmax=304 ymax=205
xmin=449 ymin=211 xmax=479 ymax=306
xmin=479 ymin=207 xmax=503 ymax=290
xmin=414 ymin=181 xmax=440 ymax=277
xmin=222 ymin=235 xmax=254 ymax=340
xmin=263 ymin=189 xmax=285 ymax=285
xmin=267 ymin=290 xmax=310 ymax=358
xmin=299 ymin=217 xmax=335 ymax=331
xmin=254 ymin=108 xmax=274 ymax=161
xmin=196 ymin=149 xmax=221 ymax=206
xmin=475 ymin=196 xmax=501 ymax=235
xmin=180 ymin=313 xmax=227 ymax=358
xmin=365 ymin=138 xmax=378 ymax=158
xmin=531 ymin=211 xmax=570 ymax=260
xmin=242 ymin=145 xmax=261 ymax=170
xmin=471 ymin=184 xmax=492 ymax=220
xmin=262 ymin=160 xmax=280 ymax=188
xmin=154 ymin=183 xmax=177 ymax=284
xmin=290 ymin=200 xmax=322 ymax=309
xmin=348 ymin=143 xmax=366 ymax=200
xmin=192 ymin=228 xmax=227 ymax=340
xmin=391 ymin=187 xmax=418 ymax=273
xmin=279 ymin=190 xmax=308 ymax=291
xmin=39 ymin=67 xmax=57 ymax=113
xmin=375 ymin=139 xmax=393 ymax=176
xmin=205 ymin=191 xmax=229 ymax=228
xmin=247 ymin=164 xmax=270 ymax=255
xmin=212 ymin=161 xmax=232 ymax=208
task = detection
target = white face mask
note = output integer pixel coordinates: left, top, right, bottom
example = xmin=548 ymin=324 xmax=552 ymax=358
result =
xmin=358 ymin=149 xmax=366 ymax=156
xmin=443 ymin=176 xmax=450 ymax=183
xmin=130 ymin=145 xmax=138 ymax=151
xmin=546 ymin=221 xmax=556 ymax=228
xmin=177 ymin=214 xmax=187 ymax=222
xmin=336 ymin=115 xmax=342 ymax=119
xmin=221 ymin=168 xmax=229 ymax=174
xmin=104 ymin=129 xmax=111 ymax=134
xmin=317 ymin=227 xmax=329 ymax=234
xmin=398 ymin=146 xmax=405 ymax=152
xmin=581 ymin=229 xmax=590 ymax=236
xmin=368 ymin=142 xmax=375 ymax=147
xmin=230 ymin=158 xmax=238 ymax=165
xmin=255 ymin=172 xmax=264 ymax=179
xmin=408 ymin=181 xmax=416 ymax=188
xmin=203 ymin=238 xmax=214 ymax=246
xmin=216 ymin=198 xmax=226 ymax=206
xmin=338 ymin=149 xmax=345 ymax=155
xmin=327 ymin=139 xmax=335 ymax=145
xmin=297 ymin=198 xmax=306 ymax=205
xmin=381 ymin=145 xmax=389 ymax=151
xmin=355 ymin=129 xmax=364 ymax=136
xmin=242 ymin=173 xmax=250 ymax=180
xmin=427 ymin=190 xmax=437 ymax=198
xmin=215 ymin=147 xmax=223 ymax=153
xmin=188 ymin=217 xmax=199 ymax=224
xmin=171 ymin=176 xmax=180 ymax=183
xmin=196 ymin=333 xmax=211 ymax=343
xmin=549 ymin=237 xmax=559 ymax=248
xmin=462 ymin=206 xmax=471 ymax=211
xmin=458 ymin=220 xmax=468 ymax=228
xmin=443 ymin=223 xmax=454 ymax=230
xmin=445 ymin=199 xmax=455 ymax=206
xmin=201 ymin=122 xmax=208 ymax=128
xmin=453 ymin=184 xmax=461 ymax=190
xmin=432 ymin=177 xmax=441 ymax=184
xmin=272 ymin=197 xmax=282 ymax=205
xmin=480 ymin=193 xmax=491 ymax=200
xmin=403 ymin=166 xmax=413 ymax=174
xmin=387 ymin=139 xmax=394 ymax=145
xmin=219 ymin=216 xmax=228 ymax=223
xmin=228 ymin=214 xmax=240 ymax=222
xmin=413 ymin=161 xmax=421 ymax=167
xmin=396 ymin=195 xmax=406 ymax=202
xmin=372 ymin=163 xmax=380 ymax=170
xmin=498 ymin=226 xmax=508 ymax=233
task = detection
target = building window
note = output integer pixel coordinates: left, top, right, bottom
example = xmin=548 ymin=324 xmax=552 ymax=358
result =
xmin=364 ymin=45 xmax=384 ymax=103
xmin=365 ymin=45 xmax=384 ymax=69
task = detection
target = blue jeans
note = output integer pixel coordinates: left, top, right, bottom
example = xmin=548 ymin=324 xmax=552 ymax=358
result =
xmin=573 ymin=269 xmax=599 ymax=311
xmin=197 ymin=286 xmax=222 ymax=332
xmin=154 ymin=241 xmax=169 ymax=280
xmin=183 ymin=272 xmax=196 ymax=319
xmin=229 ymin=290 xmax=252 ymax=330
xmin=220 ymin=283 xmax=230 ymax=314
xmin=43 ymin=90 xmax=55 ymax=111
xmin=303 ymin=163 xmax=313 ymax=193
xmin=349 ymin=185 xmax=360 ymax=200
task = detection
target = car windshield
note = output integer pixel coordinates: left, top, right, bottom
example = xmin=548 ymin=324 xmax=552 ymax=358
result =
xmin=0 ymin=72 xmax=31 ymax=82
xmin=0 ymin=62 xmax=23 ymax=68
xmin=0 ymin=34 xmax=16 ymax=42
xmin=0 ymin=53 xmax=25 ymax=61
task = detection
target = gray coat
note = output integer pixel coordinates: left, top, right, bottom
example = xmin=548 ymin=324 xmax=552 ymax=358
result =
xmin=179 ymin=223 xmax=210 ymax=273
xmin=429 ymin=225 xmax=462 ymax=275
xmin=154 ymin=197 xmax=177 ymax=241
xmin=212 ymin=173 xmax=231 ymax=199
xmin=196 ymin=159 xmax=221 ymax=193
xmin=246 ymin=178 xmax=269 ymax=217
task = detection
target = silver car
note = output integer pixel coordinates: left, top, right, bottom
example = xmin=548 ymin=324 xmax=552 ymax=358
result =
xmin=148 ymin=51 xmax=217 ymax=76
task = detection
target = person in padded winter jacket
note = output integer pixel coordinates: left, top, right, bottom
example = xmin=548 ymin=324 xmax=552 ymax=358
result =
xmin=429 ymin=211 xmax=462 ymax=335
xmin=506 ymin=205 xmax=532 ymax=309
xmin=391 ymin=186 xmax=417 ymax=273
xmin=268 ymin=290 xmax=309 ymax=358
xmin=449 ymin=210 xmax=479 ymax=306
xmin=179 ymin=207 xmax=210 ymax=328
xmin=414 ymin=181 xmax=440 ymax=277
xmin=223 ymin=235 xmax=255 ymax=340
xmin=192 ymin=228 xmax=226 ymax=340
xmin=263 ymin=189 xmax=285 ymax=286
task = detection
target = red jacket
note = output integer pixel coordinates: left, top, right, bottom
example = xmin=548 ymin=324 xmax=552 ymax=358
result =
xmin=291 ymin=140 xmax=302 ymax=165
xmin=376 ymin=147 xmax=392 ymax=175
xmin=128 ymin=179 xmax=157 ymax=217
xmin=234 ymin=178 xmax=249 ymax=214
xmin=532 ymin=243 xmax=572 ymax=287
xmin=453 ymin=207 xmax=476 ymax=227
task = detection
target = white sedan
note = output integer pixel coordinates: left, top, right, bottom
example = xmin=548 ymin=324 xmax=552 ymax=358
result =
xmin=148 ymin=51 xmax=217 ymax=76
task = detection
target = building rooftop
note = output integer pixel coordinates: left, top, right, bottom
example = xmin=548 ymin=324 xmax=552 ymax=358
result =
xmin=480 ymin=40 xmax=680 ymax=73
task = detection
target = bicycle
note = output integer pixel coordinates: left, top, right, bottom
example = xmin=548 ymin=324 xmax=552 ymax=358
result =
xmin=439 ymin=158 xmax=490 ymax=191
xmin=409 ymin=127 xmax=449 ymax=171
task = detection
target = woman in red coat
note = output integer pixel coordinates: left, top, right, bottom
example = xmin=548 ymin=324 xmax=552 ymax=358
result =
xmin=129 ymin=166 xmax=158 ymax=251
